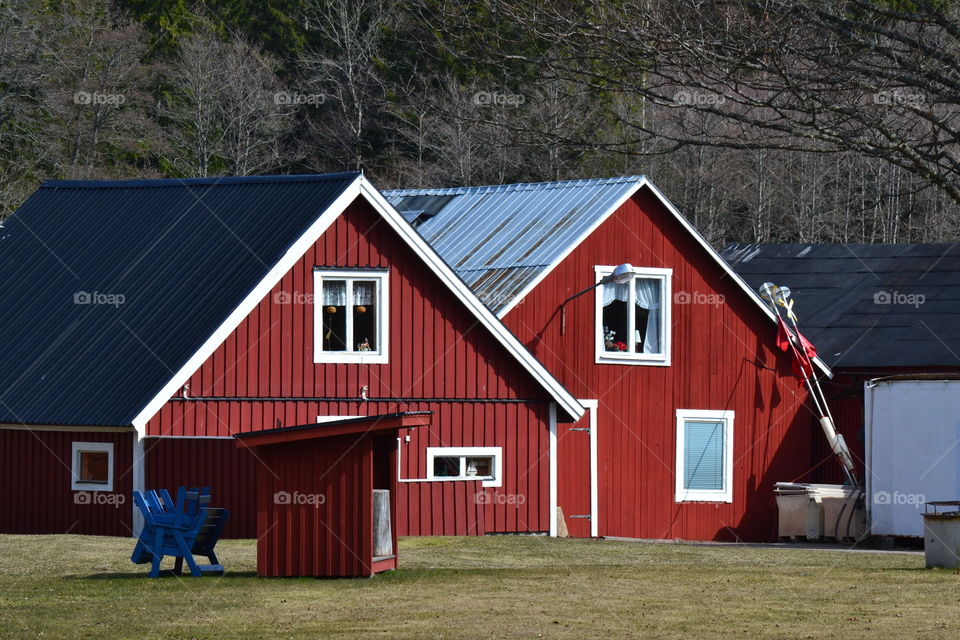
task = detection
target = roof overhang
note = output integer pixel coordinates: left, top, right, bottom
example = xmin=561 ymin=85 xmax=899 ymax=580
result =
xmin=234 ymin=412 xmax=432 ymax=448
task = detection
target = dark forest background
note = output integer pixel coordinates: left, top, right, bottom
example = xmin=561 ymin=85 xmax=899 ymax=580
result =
xmin=2 ymin=0 xmax=959 ymax=245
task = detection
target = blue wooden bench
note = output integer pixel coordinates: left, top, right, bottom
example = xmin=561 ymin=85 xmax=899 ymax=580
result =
xmin=131 ymin=486 xmax=230 ymax=577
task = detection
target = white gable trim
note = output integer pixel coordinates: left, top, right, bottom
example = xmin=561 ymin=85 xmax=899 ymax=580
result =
xmin=639 ymin=179 xmax=831 ymax=378
xmin=131 ymin=175 xmax=583 ymax=436
xmin=357 ymin=178 xmax=584 ymax=421
xmin=130 ymin=177 xmax=364 ymax=435
xmin=494 ymin=177 xmax=831 ymax=379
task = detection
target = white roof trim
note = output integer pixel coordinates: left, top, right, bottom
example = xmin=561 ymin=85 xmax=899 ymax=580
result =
xmin=493 ymin=176 xmax=832 ymax=379
xmin=357 ymin=178 xmax=584 ymax=420
xmin=131 ymin=175 xmax=583 ymax=435
xmin=130 ymin=177 xmax=365 ymax=435
xmin=638 ymin=179 xmax=831 ymax=378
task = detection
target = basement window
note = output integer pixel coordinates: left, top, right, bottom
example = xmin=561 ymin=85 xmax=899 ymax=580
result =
xmin=675 ymin=409 xmax=734 ymax=503
xmin=314 ymin=270 xmax=389 ymax=364
xmin=426 ymin=447 xmax=502 ymax=488
xmin=71 ymin=442 xmax=114 ymax=492
xmin=595 ymin=265 xmax=672 ymax=366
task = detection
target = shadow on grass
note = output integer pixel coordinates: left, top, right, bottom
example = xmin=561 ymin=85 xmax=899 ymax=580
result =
xmin=75 ymin=570 xmax=259 ymax=580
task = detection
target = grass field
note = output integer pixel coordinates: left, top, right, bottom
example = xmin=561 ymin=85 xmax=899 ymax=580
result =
xmin=0 ymin=534 xmax=955 ymax=639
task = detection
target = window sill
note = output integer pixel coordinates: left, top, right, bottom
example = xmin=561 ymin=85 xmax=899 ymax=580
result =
xmin=315 ymin=352 xmax=388 ymax=365
xmin=411 ymin=476 xmax=502 ymax=488
xmin=596 ymin=354 xmax=670 ymax=367
xmin=71 ymin=483 xmax=114 ymax=492
xmin=675 ymin=492 xmax=732 ymax=503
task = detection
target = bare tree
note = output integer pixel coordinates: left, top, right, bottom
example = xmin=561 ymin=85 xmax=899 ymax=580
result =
xmin=300 ymin=0 xmax=388 ymax=170
xmin=0 ymin=0 xmax=44 ymax=215
xmin=43 ymin=1 xmax=156 ymax=174
xmin=158 ymin=30 xmax=292 ymax=177
xmin=450 ymin=0 xmax=960 ymax=207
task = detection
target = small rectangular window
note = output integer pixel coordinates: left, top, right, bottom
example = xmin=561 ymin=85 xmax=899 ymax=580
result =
xmin=675 ymin=410 xmax=734 ymax=503
xmin=596 ymin=266 xmax=671 ymax=365
xmin=71 ymin=442 xmax=114 ymax=492
xmin=426 ymin=447 xmax=502 ymax=487
xmin=314 ymin=270 xmax=388 ymax=363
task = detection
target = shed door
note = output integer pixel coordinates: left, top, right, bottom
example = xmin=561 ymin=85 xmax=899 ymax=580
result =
xmin=557 ymin=401 xmax=598 ymax=537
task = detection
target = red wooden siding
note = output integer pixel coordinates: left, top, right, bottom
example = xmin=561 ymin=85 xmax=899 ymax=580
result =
xmin=503 ymin=188 xmax=815 ymax=541
xmin=0 ymin=429 xmax=133 ymax=535
xmin=255 ymin=433 xmax=373 ymax=577
xmin=144 ymin=437 xmax=257 ymax=538
xmin=144 ymin=198 xmax=555 ymax=536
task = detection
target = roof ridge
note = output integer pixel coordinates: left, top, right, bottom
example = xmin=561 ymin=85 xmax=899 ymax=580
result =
xmin=384 ymin=175 xmax=645 ymax=197
xmin=42 ymin=172 xmax=361 ymax=190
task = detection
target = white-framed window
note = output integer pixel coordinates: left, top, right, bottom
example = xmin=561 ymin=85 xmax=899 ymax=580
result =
xmin=314 ymin=269 xmax=389 ymax=364
xmin=595 ymin=265 xmax=672 ymax=366
xmin=426 ymin=446 xmax=502 ymax=488
xmin=71 ymin=442 xmax=114 ymax=492
xmin=675 ymin=409 xmax=734 ymax=503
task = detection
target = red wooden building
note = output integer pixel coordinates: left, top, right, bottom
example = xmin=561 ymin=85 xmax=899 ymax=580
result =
xmin=236 ymin=413 xmax=432 ymax=577
xmin=0 ymin=173 xmax=581 ymax=541
xmin=1 ymin=172 xmax=831 ymax=545
xmin=387 ymin=178 xmax=831 ymax=541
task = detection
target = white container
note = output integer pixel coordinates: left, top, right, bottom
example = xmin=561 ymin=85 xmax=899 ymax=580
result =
xmin=775 ymin=483 xmax=864 ymax=541
xmin=923 ymin=502 xmax=960 ymax=569
xmin=865 ymin=379 xmax=960 ymax=537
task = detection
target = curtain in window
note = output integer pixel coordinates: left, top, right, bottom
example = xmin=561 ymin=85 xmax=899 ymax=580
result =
xmin=635 ymin=278 xmax=661 ymax=354
xmin=322 ymin=280 xmax=346 ymax=305
xmin=601 ymin=281 xmax=630 ymax=306
xmin=353 ymin=281 xmax=375 ymax=305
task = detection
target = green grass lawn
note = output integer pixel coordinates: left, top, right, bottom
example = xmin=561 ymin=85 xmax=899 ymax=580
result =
xmin=0 ymin=534 xmax=955 ymax=639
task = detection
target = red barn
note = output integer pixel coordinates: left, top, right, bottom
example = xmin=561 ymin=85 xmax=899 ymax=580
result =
xmin=386 ymin=177 xmax=832 ymax=541
xmin=0 ymin=173 xmax=581 ymax=540
xmin=1 ymin=173 xmax=829 ymax=544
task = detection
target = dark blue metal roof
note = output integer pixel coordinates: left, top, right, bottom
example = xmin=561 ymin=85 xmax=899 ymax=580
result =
xmin=721 ymin=242 xmax=960 ymax=368
xmin=0 ymin=173 xmax=359 ymax=426
xmin=384 ymin=177 xmax=643 ymax=313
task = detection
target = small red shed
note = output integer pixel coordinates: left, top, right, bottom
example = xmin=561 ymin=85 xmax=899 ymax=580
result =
xmin=235 ymin=412 xmax=431 ymax=577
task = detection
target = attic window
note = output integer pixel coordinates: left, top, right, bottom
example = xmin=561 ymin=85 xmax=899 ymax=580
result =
xmin=595 ymin=266 xmax=672 ymax=366
xmin=314 ymin=270 xmax=389 ymax=364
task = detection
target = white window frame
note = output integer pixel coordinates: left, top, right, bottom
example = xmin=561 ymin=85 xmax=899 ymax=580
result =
xmin=674 ymin=409 xmax=734 ymax=503
xmin=71 ymin=441 xmax=114 ymax=492
xmin=594 ymin=265 xmax=672 ymax=366
xmin=426 ymin=446 xmax=502 ymax=488
xmin=313 ymin=269 xmax=389 ymax=364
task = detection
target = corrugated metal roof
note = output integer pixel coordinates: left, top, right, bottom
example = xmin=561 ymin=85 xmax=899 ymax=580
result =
xmin=0 ymin=173 xmax=360 ymax=426
xmin=721 ymin=242 xmax=960 ymax=368
xmin=384 ymin=176 xmax=644 ymax=312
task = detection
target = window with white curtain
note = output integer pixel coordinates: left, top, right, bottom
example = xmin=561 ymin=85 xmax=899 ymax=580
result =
xmin=674 ymin=409 xmax=734 ymax=503
xmin=314 ymin=269 xmax=389 ymax=363
xmin=595 ymin=265 xmax=672 ymax=365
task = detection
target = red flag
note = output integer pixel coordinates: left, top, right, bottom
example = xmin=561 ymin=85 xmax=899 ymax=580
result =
xmin=776 ymin=317 xmax=816 ymax=378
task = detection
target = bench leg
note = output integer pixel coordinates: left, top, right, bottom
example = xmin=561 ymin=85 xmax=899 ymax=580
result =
xmin=174 ymin=557 xmax=183 ymax=574
xmin=172 ymin=531 xmax=202 ymax=577
xmin=149 ymin=528 xmax=164 ymax=578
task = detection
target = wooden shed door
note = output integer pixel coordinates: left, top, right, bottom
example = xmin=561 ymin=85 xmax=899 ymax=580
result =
xmin=557 ymin=401 xmax=598 ymax=537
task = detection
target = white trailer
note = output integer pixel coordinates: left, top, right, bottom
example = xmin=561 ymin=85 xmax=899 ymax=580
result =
xmin=865 ymin=378 xmax=960 ymax=537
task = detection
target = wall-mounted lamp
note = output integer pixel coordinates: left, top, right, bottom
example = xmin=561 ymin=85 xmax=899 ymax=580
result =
xmin=559 ymin=263 xmax=633 ymax=335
